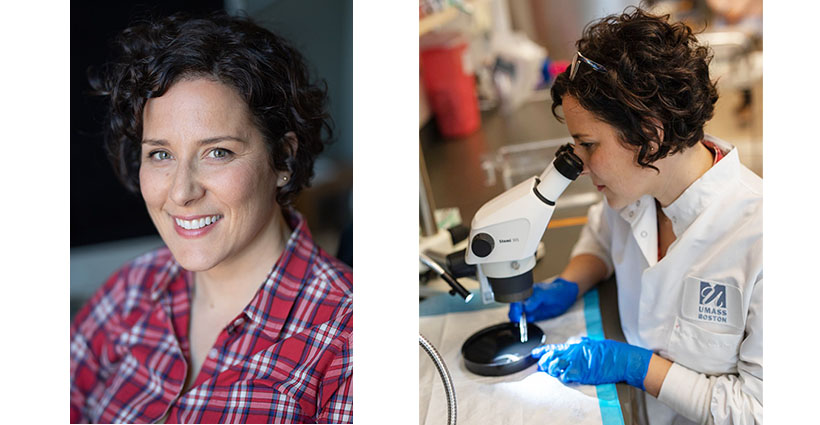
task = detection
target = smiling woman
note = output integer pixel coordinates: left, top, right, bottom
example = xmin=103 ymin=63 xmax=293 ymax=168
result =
xmin=70 ymin=13 xmax=352 ymax=424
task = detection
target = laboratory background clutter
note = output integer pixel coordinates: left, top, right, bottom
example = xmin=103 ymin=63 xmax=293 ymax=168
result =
xmin=418 ymin=0 xmax=761 ymax=424
xmin=70 ymin=0 xmax=352 ymax=319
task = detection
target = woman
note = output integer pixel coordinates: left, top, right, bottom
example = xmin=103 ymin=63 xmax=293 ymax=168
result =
xmin=70 ymin=13 xmax=352 ymax=424
xmin=509 ymin=8 xmax=761 ymax=424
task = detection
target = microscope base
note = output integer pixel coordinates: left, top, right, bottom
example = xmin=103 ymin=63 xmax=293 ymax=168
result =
xmin=461 ymin=322 xmax=546 ymax=376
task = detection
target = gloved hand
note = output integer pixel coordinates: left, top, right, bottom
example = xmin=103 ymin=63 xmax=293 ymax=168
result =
xmin=508 ymin=277 xmax=579 ymax=323
xmin=531 ymin=337 xmax=653 ymax=390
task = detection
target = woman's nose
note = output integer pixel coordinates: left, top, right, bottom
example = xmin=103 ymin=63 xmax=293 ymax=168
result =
xmin=169 ymin=162 xmax=205 ymax=206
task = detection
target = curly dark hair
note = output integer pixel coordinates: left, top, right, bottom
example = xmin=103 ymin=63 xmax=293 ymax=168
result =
xmin=90 ymin=12 xmax=333 ymax=206
xmin=550 ymin=7 xmax=718 ymax=171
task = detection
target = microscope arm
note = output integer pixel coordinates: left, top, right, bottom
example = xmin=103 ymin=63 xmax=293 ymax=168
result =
xmin=464 ymin=143 xmax=583 ymax=303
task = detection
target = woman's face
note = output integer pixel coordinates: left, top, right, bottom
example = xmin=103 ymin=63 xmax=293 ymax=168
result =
xmin=140 ymin=78 xmax=280 ymax=272
xmin=562 ymin=95 xmax=658 ymax=210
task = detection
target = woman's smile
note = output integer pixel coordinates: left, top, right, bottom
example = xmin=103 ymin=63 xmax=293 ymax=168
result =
xmin=172 ymin=214 xmax=224 ymax=238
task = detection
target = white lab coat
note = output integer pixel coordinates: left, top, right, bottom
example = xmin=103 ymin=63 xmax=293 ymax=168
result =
xmin=571 ymin=135 xmax=762 ymax=425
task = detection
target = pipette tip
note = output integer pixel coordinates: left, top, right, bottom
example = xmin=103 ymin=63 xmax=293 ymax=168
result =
xmin=519 ymin=311 xmax=528 ymax=343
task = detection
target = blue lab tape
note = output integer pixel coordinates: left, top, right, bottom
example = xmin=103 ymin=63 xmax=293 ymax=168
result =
xmin=583 ymin=289 xmax=626 ymax=425
xmin=419 ymin=290 xmax=503 ymax=316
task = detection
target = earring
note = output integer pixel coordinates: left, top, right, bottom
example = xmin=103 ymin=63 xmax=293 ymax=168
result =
xmin=282 ymin=175 xmax=289 ymax=182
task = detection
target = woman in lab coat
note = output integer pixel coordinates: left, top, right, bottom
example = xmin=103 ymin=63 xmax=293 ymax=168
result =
xmin=509 ymin=8 xmax=762 ymax=424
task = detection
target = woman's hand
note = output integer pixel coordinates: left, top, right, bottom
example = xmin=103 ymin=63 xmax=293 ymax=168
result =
xmin=531 ymin=337 xmax=654 ymax=390
xmin=508 ymin=278 xmax=579 ymax=323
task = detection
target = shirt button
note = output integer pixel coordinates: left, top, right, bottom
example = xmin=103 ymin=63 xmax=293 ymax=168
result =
xmin=640 ymin=231 xmax=648 ymax=238
xmin=671 ymin=216 xmax=677 ymax=223
xmin=629 ymin=211 xmax=635 ymax=218
xmin=636 ymin=200 xmax=641 ymax=207
xmin=208 ymin=348 xmax=219 ymax=359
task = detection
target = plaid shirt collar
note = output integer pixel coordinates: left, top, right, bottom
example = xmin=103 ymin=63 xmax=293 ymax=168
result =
xmin=147 ymin=208 xmax=316 ymax=340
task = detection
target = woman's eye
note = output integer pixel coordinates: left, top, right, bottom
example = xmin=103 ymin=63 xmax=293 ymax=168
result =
xmin=149 ymin=150 xmax=171 ymax=161
xmin=208 ymin=148 xmax=233 ymax=159
xmin=580 ymin=142 xmax=595 ymax=150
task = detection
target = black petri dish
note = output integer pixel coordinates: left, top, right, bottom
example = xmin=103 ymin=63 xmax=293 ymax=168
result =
xmin=461 ymin=322 xmax=546 ymax=376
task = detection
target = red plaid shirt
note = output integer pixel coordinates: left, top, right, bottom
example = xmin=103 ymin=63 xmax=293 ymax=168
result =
xmin=70 ymin=210 xmax=352 ymax=423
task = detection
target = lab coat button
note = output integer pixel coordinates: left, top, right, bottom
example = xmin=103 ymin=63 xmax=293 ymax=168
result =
xmin=640 ymin=231 xmax=648 ymax=238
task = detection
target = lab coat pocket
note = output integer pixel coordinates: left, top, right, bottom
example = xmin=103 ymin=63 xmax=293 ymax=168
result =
xmin=668 ymin=316 xmax=743 ymax=375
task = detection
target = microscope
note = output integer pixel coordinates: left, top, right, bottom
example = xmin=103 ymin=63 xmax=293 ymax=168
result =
xmin=465 ymin=143 xmax=584 ymax=343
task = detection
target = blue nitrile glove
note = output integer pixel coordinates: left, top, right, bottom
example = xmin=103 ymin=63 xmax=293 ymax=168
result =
xmin=508 ymin=278 xmax=579 ymax=323
xmin=531 ymin=337 xmax=654 ymax=390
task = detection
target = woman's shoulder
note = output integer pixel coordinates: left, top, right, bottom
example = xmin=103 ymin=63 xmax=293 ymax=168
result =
xmin=719 ymin=165 xmax=762 ymax=229
xmin=276 ymin=245 xmax=352 ymax=340
xmin=111 ymin=245 xmax=180 ymax=291
xmin=284 ymin=209 xmax=352 ymax=297
xmin=308 ymin=246 xmax=353 ymax=298
xmin=71 ymin=245 xmax=181 ymax=337
xmin=737 ymin=165 xmax=762 ymax=200
xmin=89 ymin=246 xmax=181 ymax=316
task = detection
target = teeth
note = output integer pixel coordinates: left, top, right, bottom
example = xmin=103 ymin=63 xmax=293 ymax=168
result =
xmin=175 ymin=215 xmax=221 ymax=231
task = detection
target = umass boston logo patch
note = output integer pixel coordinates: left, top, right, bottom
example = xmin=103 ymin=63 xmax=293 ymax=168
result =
xmin=698 ymin=281 xmax=728 ymax=323
xmin=683 ymin=276 xmax=742 ymax=330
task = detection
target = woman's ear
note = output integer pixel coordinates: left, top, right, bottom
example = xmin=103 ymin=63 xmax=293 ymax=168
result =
xmin=646 ymin=119 xmax=664 ymax=154
xmin=283 ymin=131 xmax=299 ymax=157
xmin=648 ymin=140 xmax=660 ymax=154
xmin=277 ymin=131 xmax=298 ymax=187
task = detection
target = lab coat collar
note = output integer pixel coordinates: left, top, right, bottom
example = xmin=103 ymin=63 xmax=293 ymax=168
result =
xmin=618 ymin=195 xmax=653 ymax=224
xmin=660 ymin=135 xmax=738 ymax=238
xmin=618 ymin=195 xmax=658 ymax=265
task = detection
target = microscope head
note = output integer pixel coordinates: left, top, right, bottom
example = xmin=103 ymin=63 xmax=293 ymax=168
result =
xmin=465 ymin=144 xmax=583 ymax=303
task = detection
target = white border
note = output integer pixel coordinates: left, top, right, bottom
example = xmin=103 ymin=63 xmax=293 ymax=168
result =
xmin=353 ymin=1 xmax=419 ymax=423
xmin=1 ymin=1 xmax=71 ymax=422
xmin=765 ymin=1 xmax=820 ymax=423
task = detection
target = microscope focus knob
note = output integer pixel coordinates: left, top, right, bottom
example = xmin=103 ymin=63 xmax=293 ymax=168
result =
xmin=471 ymin=233 xmax=494 ymax=257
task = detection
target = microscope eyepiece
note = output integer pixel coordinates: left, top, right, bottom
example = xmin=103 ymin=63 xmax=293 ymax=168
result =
xmin=553 ymin=143 xmax=584 ymax=181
